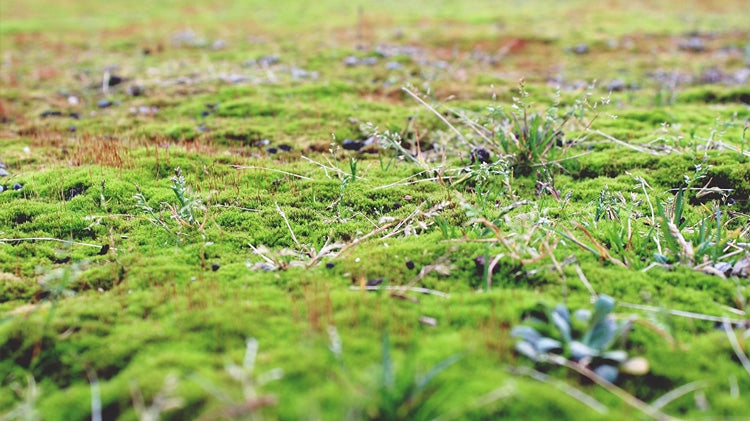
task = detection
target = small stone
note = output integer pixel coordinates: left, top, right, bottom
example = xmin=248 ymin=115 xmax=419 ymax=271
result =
xmin=727 ymin=198 xmax=736 ymax=206
xmin=278 ymin=144 xmax=292 ymax=152
xmin=98 ymin=99 xmax=113 ymax=109
xmin=325 ymin=262 xmax=335 ymax=269
xmin=405 ymin=260 xmax=415 ymax=270
xmin=573 ymin=44 xmax=589 ymax=54
xmin=678 ymin=36 xmax=705 ymax=52
xmin=343 ymin=55 xmax=359 ymax=66
xmin=69 ymin=112 xmax=80 ymax=119
xmin=366 ymin=278 xmax=383 ymax=287
xmin=256 ymin=139 xmax=270 ymax=147
xmin=700 ymin=68 xmax=725 ymax=84
xmin=212 ymin=39 xmax=226 ymax=50
xmin=0 ymin=168 xmax=8 ymax=177
xmin=361 ymin=57 xmax=378 ymax=66
xmin=257 ymin=55 xmax=280 ymax=66
xmin=211 ymin=263 xmax=220 ymax=271
xmin=0 ymin=185 xmax=5 ymax=192
xmin=342 ymin=139 xmax=364 ymax=151
xmin=13 ymin=183 xmax=22 ymax=190
xmin=67 ymin=96 xmax=79 ymax=105
xmin=714 ymin=261 xmax=733 ymax=276
xmin=201 ymin=110 xmax=210 ymax=117
xmin=386 ymin=61 xmax=402 ymax=70
xmin=107 ymin=75 xmax=123 ymax=87
xmin=53 ymin=256 xmax=71 ymax=264
xmin=470 ymin=147 xmax=491 ymax=164
xmin=40 ymin=110 xmax=63 ymax=118
xmin=392 ymin=202 xmax=401 ymax=210
xmin=418 ymin=316 xmax=437 ymax=327
xmin=98 ymin=244 xmax=110 ymax=256
xmin=266 ymin=147 xmax=278 ymax=154
xmin=607 ymin=79 xmax=627 ymax=92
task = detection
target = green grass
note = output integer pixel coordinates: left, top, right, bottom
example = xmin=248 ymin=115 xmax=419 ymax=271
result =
xmin=1 ymin=0 xmax=750 ymax=419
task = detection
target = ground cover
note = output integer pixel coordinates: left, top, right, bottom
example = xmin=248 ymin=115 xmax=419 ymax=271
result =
xmin=1 ymin=0 xmax=749 ymax=419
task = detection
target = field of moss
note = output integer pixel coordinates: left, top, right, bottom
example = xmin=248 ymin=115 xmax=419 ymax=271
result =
xmin=1 ymin=0 xmax=749 ymax=419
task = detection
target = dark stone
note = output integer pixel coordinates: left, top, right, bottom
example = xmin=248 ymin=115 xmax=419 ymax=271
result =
xmin=53 ymin=256 xmax=71 ymax=264
xmin=201 ymin=110 xmax=210 ymax=117
xmin=366 ymin=278 xmax=384 ymax=287
xmin=98 ymin=99 xmax=113 ymax=109
xmin=727 ymin=197 xmax=736 ymax=206
xmin=107 ymin=75 xmax=123 ymax=87
xmin=211 ymin=263 xmax=220 ymax=272
xmin=40 ymin=110 xmax=63 ymax=118
xmin=69 ymin=112 xmax=80 ymax=119
xmin=98 ymin=244 xmax=110 ymax=256
xmin=392 ymin=202 xmax=401 ymax=210
xmin=342 ymin=139 xmax=364 ymax=151
xmin=266 ymin=147 xmax=278 ymax=154
xmin=325 ymin=262 xmax=335 ymax=269
xmin=405 ymin=260 xmax=415 ymax=270
xmin=278 ymin=144 xmax=292 ymax=152
xmin=470 ymin=147 xmax=491 ymax=164
xmin=12 ymin=183 xmax=22 ymax=190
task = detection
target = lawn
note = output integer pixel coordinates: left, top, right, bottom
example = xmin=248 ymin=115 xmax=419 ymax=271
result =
xmin=1 ymin=0 xmax=749 ymax=419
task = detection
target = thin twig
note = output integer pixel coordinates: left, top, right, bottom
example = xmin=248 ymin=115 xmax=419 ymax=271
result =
xmin=274 ymin=203 xmax=301 ymax=248
xmin=618 ymin=301 xmax=746 ymax=325
xmin=0 ymin=237 xmax=110 ymax=250
xmin=402 ymin=87 xmax=473 ymax=149
xmin=509 ymin=366 xmax=609 ymax=414
xmin=650 ymin=380 xmax=708 ymax=410
xmin=546 ymin=354 xmax=678 ymax=421
xmin=723 ymin=318 xmax=750 ymax=377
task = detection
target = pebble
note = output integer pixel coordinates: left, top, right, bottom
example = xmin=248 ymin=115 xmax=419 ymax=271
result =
xmin=278 ymin=144 xmax=293 ymax=152
xmin=386 ymin=61 xmax=403 ymax=70
xmin=98 ymin=99 xmax=113 ymax=109
xmin=13 ymin=183 xmax=22 ymax=190
xmin=40 ymin=110 xmax=63 ymax=118
xmin=107 ymin=75 xmax=123 ymax=87
xmin=573 ymin=44 xmax=589 ymax=55
xmin=98 ymin=244 xmax=110 ymax=256
xmin=69 ymin=112 xmax=81 ymax=119
xmin=342 ymin=138 xmax=364 ymax=151
xmin=470 ymin=147 xmax=491 ymax=164
xmin=325 ymin=262 xmax=335 ymax=269
xmin=67 ymin=96 xmax=79 ymax=105
xmin=405 ymin=260 xmax=415 ymax=270
xmin=211 ymin=263 xmax=220 ymax=271
xmin=0 ymin=168 xmax=7 ymax=177
xmin=266 ymin=147 xmax=278 ymax=154
xmin=366 ymin=278 xmax=383 ymax=287
xmin=0 ymin=185 xmax=5 ymax=192
xmin=678 ymin=36 xmax=705 ymax=52
xmin=343 ymin=55 xmax=359 ymax=66
xmin=607 ymin=79 xmax=627 ymax=92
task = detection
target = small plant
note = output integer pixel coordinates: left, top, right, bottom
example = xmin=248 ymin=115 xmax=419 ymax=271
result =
xmin=511 ymin=294 xmax=647 ymax=383
xmin=134 ymin=167 xmax=206 ymax=242
xmin=486 ymin=80 xmax=572 ymax=174
xmin=193 ymin=338 xmax=283 ymax=420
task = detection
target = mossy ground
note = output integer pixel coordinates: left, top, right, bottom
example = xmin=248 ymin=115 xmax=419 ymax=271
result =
xmin=1 ymin=0 xmax=749 ymax=419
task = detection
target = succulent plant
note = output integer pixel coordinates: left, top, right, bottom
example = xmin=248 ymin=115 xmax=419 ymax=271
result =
xmin=511 ymin=294 xmax=648 ymax=383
